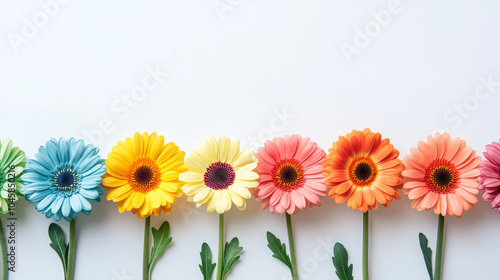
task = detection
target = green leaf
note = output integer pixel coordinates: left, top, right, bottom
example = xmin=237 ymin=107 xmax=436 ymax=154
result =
xmin=48 ymin=223 xmax=68 ymax=273
xmin=332 ymin=243 xmax=353 ymax=280
xmin=148 ymin=221 xmax=173 ymax=274
xmin=221 ymin=237 xmax=243 ymax=279
xmin=199 ymin=243 xmax=216 ymax=280
xmin=419 ymin=233 xmax=434 ymax=280
xmin=266 ymin=231 xmax=292 ymax=272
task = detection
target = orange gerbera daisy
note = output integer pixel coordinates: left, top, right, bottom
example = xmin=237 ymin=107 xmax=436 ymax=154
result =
xmin=323 ymin=128 xmax=404 ymax=212
xmin=402 ymin=132 xmax=481 ymax=217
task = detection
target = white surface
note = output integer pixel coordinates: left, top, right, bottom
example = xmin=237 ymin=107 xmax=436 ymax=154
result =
xmin=1 ymin=1 xmax=500 ymax=279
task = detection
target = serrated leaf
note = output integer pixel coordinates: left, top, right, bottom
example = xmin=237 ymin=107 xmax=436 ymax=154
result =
xmin=221 ymin=237 xmax=243 ymax=279
xmin=48 ymin=223 xmax=68 ymax=273
xmin=148 ymin=221 xmax=173 ymax=276
xmin=419 ymin=233 xmax=434 ymax=280
xmin=332 ymin=243 xmax=353 ymax=280
xmin=199 ymin=243 xmax=216 ymax=280
xmin=266 ymin=231 xmax=292 ymax=272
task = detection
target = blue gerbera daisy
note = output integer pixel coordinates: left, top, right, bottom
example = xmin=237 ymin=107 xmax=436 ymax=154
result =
xmin=21 ymin=138 xmax=106 ymax=221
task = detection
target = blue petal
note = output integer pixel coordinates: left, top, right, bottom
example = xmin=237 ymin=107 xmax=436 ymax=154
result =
xmin=79 ymin=189 xmax=99 ymax=200
xmin=69 ymin=139 xmax=84 ymax=164
xmin=45 ymin=139 xmax=60 ymax=166
xmin=36 ymin=193 xmax=56 ymax=211
xmin=70 ymin=195 xmax=82 ymax=213
xmin=33 ymin=150 xmax=54 ymax=170
xmin=58 ymin=138 xmax=68 ymax=163
xmin=25 ymin=189 xmax=52 ymax=202
xmin=26 ymin=160 xmax=52 ymax=177
xmin=61 ymin=198 xmax=71 ymax=217
xmin=78 ymin=194 xmax=92 ymax=212
xmin=53 ymin=211 xmax=62 ymax=221
xmin=51 ymin=196 xmax=64 ymax=214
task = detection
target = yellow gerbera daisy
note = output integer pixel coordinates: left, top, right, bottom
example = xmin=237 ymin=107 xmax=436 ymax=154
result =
xmin=180 ymin=136 xmax=259 ymax=214
xmin=102 ymin=132 xmax=186 ymax=219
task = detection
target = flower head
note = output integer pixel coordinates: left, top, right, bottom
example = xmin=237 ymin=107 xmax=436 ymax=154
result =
xmin=253 ymin=135 xmax=327 ymax=214
xmin=323 ymin=128 xmax=404 ymax=212
xmin=102 ymin=132 xmax=186 ymax=219
xmin=477 ymin=140 xmax=500 ymax=211
xmin=402 ymin=133 xmax=481 ymax=217
xmin=180 ymin=136 xmax=258 ymax=214
xmin=0 ymin=139 xmax=27 ymax=214
xmin=20 ymin=138 xmax=106 ymax=221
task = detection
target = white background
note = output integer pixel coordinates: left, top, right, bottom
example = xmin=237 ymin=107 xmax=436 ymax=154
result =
xmin=1 ymin=1 xmax=500 ymax=279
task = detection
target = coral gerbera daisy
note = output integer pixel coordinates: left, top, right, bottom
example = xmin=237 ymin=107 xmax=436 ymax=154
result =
xmin=101 ymin=132 xmax=186 ymax=219
xmin=478 ymin=140 xmax=500 ymax=211
xmin=254 ymin=135 xmax=326 ymax=280
xmin=21 ymin=137 xmax=106 ymax=221
xmin=323 ymin=128 xmax=404 ymax=212
xmin=402 ymin=132 xmax=481 ymax=218
xmin=254 ymin=134 xmax=327 ymax=214
xmin=0 ymin=139 xmax=26 ymax=214
xmin=180 ymin=136 xmax=258 ymax=214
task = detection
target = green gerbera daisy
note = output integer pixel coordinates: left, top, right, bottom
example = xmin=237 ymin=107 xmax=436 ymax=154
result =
xmin=0 ymin=139 xmax=27 ymax=214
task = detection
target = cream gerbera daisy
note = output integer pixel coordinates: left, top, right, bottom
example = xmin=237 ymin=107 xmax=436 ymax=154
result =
xmin=180 ymin=136 xmax=259 ymax=214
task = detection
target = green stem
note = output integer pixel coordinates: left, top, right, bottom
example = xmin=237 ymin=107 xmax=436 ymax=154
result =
xmin=363 ymin=211 xmax=369 ymax=280
xmin=66 ymin=219 xmax=76 ymax=280
xmin=286 ymin=213 xmax=298 ymax=280
xmin=434 ymin=215 xmax=445 ymax=280
xmin=0 ymin=218 xmax=7 ymax=280
xmin=143 ymin=216 xmax=151 ymax=280
xmin=216 ymin=214 xmax=224 ymax=280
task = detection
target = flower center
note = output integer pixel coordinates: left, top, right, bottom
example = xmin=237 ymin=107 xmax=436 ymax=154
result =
xmin=348 ymin=157 xmax=377 ymax=187
xmin=128 ymin=158 xmax=161 ymax=193
xmin=272 ymin=159 xmax=305 ymax=191
xmin=54 ymin=169 xmax=77 ymax=190
xmin=204 ymin=162 xmax=235 ymax=190
xmin=425 ymin=159 xmax=458 ymax=193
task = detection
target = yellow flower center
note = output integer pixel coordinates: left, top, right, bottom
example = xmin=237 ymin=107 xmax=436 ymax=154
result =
xmin=128 ymin=158 xmax=161 ymax=193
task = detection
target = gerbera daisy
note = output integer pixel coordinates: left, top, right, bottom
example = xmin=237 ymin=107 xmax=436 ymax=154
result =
xmin=180 ymin=136 xmax=258 ymax=280
xmin=0 ymin=139 xmax=26 ymax=214
xmin=402 ymin=132 xmax=481 ymax=218
xmin=402 ymin=132 xmax=480 ymax=280
xmin=323 ymin=128 xmax=404 ymax=280
xmin=180 ymin=136 xmax=258 ymax=214
xmin=254 ymin=135 xmax=326 ymax=279
xmin=323 ymin=128 xmax=404 ymax=212
xmin=21 ymin=137 xmax=106 ymax=221
xmin=20 ymin=137 xmax=106 ymax=280
xmin=477 ymin=140 xmax=500 ymax=211
xmin=101 ymin=132 xmax=186 ymax=218
xmin=101 ymin=132 xmax=185 ymax=280
xmin=254 ymin=134 xmax=327 ymax=215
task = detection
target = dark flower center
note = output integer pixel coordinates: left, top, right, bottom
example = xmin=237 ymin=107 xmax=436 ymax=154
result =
xmin=204 ymin=162 xmax=235 ymax=190
xmin=425 ymin=159 xmax=458 ymax=193
xmin=134 ymin=166 xmax=154 ymax=185
xmin=348 ymin=157 xmax=377 ymax=186
xmin=272 ymin=159 xmax=305 ymax=191
xmin=55 ymin=169 xmax=77 ymax=190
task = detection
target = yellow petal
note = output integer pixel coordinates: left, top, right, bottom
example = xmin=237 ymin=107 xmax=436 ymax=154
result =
xmin=161 ymin=171 xmax=179 ymax=181
xmin=102 ymin=177 xmax=128 ymax=188
xmin=204 ymin=137 xmax=218 ymax=163
xmin=148 ymin=190 xmax=161 ymax=209
xmin=193 ymin=187 xmax=211 ymax=202
xmin=230 ymin=184 xmax=251 ymax=199
xmin=228 ymin=189 xmax=244 ymax=207
xmin=179 ymin=171 xmax=203 ymax=183
xmin=160 ymin=181 xmax=180 ymax=193
xmin=231 ymin=149 xmax=254 ymax=168
xmin=218 ymin=136 xmax=230 ymax=163
xmin=235 ymin=171 xmax=259 ymax=180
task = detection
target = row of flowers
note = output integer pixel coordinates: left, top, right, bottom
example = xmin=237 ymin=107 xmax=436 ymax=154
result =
xmin=1 ymin=130 xmax=499 ymax=280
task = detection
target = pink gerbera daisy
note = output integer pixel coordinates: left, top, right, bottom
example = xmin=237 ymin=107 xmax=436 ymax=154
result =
xmin=478 ymin=140 xmax=500 ymax=211
xmin=402 ymin=133 xmax=481 ymax=218
xmin=254 ymin=134 xmax=327 ymax=214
